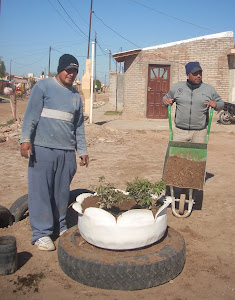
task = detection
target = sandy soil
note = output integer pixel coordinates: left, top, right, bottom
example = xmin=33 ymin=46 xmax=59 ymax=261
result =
xmin=0 ymin=94 xmax=234 ymax=300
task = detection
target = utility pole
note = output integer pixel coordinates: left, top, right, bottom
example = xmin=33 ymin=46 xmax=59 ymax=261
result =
xmin=109 ymin=50 xmax=111 ymax=71
xmin=87 ymin=0 xmax=93 ymax=59
xmin=119 ymin=47 xmax=122 ymax=72
xmin=9 ymin=59 xmax=12 ymax=81
xmin=48 ymin=46 xmax=51 ymax=77
xmin=94 ymin=32 xmax=97 ymax=102
xmin=90 ymin=41 xmax=95 ymax=124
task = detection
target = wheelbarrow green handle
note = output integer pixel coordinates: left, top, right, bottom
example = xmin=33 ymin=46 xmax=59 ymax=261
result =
xmin=168 ymin=106 xmax=214 ymax=143
xmin=168 ymin=105 xmax=173 ymax=141
xmin=206 ymin=107 xmax=214 ymax=143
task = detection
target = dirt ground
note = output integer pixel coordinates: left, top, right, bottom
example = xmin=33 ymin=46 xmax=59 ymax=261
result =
xmin=0 ymin=94 xmax=234 ymax=300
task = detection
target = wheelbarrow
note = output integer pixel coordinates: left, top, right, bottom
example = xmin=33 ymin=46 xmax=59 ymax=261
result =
xmin=162 ymin=106 xmax=214 ymax=218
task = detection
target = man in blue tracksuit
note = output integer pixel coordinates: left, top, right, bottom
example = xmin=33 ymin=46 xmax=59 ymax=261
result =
xmin=163 ymin=61 xmax=224 ymax=142
xmin=20 ymin=54 xmax=89 ymax=251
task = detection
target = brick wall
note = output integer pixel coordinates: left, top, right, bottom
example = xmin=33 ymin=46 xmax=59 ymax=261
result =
xmin=122 ymin=34 xmax=234 ymax=118
xmin=109 ymin=71 xmax=124 ymax=111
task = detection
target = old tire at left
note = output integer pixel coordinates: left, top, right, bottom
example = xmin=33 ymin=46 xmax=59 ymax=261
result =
xmin=0 ymin=235 xmax=18 ymax=275
xmin=9 ymin=189 xmax=94 ymax=223
xmin=0 ymin=205 xmax=14 ymax=228
xmin=58 ymin=226 xmax=186 ymax=290
xmin=9 ymin=194 xmax=28 ymax=222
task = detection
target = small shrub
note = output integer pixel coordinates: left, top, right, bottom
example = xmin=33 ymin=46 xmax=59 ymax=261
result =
xmin=92 ymin=177 xmax=165 ymax=210
xmin=92 ymin=177 xmax=130 ymax=209
xmin=126 ymin=177 xmax=165 ymax=209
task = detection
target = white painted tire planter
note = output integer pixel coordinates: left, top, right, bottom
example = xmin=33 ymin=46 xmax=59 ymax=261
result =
xmin=72 ymin=193 xmax=172 ymax=250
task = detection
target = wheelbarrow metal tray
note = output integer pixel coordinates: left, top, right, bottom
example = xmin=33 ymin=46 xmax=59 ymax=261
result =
xmin=162 ymin=140 xmax=208 ymax=190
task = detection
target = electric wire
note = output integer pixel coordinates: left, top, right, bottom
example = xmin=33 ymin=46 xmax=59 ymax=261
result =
xmin=68 ymin=0 xmax=90 ymax=26
xmin=12 ymin=52 xmax=48 ymax=67
xmin=93 ymin=12 xmax=141 ymax=49
xmin=47 ymin=0 xmax=88 ymax=39
xmin=55 ymin=0 xmax=88 ymax=38
xmin=47 ymin=0 xmax=82 ymax=36
xmin=129 ymin=0 xmax=216 ymax=33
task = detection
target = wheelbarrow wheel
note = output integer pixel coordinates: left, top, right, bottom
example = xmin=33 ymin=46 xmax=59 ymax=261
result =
xmin=179 ymin=194 xmax=186 ymax=215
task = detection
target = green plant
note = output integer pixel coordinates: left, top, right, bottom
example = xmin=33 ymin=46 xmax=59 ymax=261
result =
xmin=126 ymin=177 xmax=165 ymax=209
xmin=92 ymin=177 xmax=130 ymax=209
xmin=92 ymin=177 xmax=165 ymax=210
xmin=93 ymin=79 xmax=101 ymax=91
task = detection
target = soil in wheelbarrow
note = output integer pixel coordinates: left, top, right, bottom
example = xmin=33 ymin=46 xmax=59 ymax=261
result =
xmin=80 ymin=195 xmax=161 ymax=218
xmin=163 ymin=156 xmax=206 ymax=189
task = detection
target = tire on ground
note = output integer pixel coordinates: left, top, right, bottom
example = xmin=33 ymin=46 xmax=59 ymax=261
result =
xmin=68 ymin=189 xmax=94 ymax=206
xmin=0 ymin=235 xmax=18 ymax=275
xmin=0 ymin=205 xmax=14 ymax=228
xmin=58 ymin=226 xmax=186 ymax=290
xmin=9 ymin=194 xmax=28 ymax=222
xmin=9 ymin=189 xmax=94 ymax=223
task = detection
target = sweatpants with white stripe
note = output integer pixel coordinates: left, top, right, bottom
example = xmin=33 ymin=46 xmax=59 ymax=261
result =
xmin=28 ymin=145 xmax=77 ymax=244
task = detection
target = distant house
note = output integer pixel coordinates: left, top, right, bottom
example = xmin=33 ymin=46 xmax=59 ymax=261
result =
xmin=111 ymin=31 xmax=235 ymax=119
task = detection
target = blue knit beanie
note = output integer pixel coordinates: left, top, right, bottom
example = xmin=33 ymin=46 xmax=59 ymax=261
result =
xmin=185 ymin=62 xmax=202 ymax=75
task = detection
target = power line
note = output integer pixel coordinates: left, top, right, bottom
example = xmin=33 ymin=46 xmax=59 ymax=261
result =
xmin=68 ymin=0 xmax=90 ymax=25
xmin=129 ymin=0 xmax=216 ymax=33
xmin=12 ymin=52 xmax=48 ymax=67
xmin=56 ymin=0 xmax=88 ymax=38
xmin=96 ymin=37 xmax=109 ymax=56
xmin=93 ymin=12 xmax=141 ymax=49
xmin=47 ymin=0 xmax=88 ymax=39
xmin=47 ymin=0 xmax=80 ymax=34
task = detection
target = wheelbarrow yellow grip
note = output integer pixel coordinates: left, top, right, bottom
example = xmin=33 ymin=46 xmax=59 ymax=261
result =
xmin=168 ymin=105 xmax=173 ymax=141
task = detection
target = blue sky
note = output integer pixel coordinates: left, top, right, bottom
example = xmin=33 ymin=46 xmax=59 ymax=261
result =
xmin=0 ymin=0 xmax=234 ymax=84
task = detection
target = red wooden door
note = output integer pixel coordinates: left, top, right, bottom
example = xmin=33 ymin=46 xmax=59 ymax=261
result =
xmin=147 ymin=65 xmax=170 ymax=119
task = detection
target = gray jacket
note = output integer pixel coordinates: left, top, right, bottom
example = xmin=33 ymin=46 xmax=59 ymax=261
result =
xmin=163 ymin=81 xmax=224 ymax=130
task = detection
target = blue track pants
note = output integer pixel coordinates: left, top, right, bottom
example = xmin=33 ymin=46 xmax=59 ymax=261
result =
xmin=28 ymin=146 xmax=77 ymax=244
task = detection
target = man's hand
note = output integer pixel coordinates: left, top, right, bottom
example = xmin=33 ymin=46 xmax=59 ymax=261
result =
xmin=79 ymin=155 xmax=89 ymax=167
xmin=164 ymin=98 xmax=174 ymax=106
xmin=204 ymin=100 xmax=217 ymax=108
xmin=20 ymin=142 xmax=32 ymax=158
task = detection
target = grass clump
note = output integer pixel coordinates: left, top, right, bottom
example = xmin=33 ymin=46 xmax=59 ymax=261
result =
xmin=0 ymin=119 xmax=14 ymax=127
xmin=104 ymin=110 xmax=122 ymax=115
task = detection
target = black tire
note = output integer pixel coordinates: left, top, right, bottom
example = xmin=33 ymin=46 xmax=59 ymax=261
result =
xmin=0 ymin=236 xmax=18 ymax=275
xmin=9 ymin=189 xmax=94 ymax=223
xmin=68 ymin=189 xmax=94 ymax=206
xmin=58 ymin=226 xmax=186 ymax=290
xmin=0 ymin=205 xmax=14 ymax=228
xmin=219 ymin=111 xmax=232 ymax=125
xmin=9 ymin=194 xmax=28 ymax=222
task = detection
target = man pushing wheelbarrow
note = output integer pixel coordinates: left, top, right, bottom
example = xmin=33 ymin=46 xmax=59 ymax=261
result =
xmin=162 ymin=62 xmax=224 ymax=217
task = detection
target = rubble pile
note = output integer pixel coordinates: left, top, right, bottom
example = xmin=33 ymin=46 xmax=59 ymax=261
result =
xmin=0 ymin=121 xmax=22 ymax=143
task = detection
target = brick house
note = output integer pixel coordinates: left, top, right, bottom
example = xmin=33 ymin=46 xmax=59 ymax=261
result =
xmin=111 ymin=31 xmax=235 ymax=119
